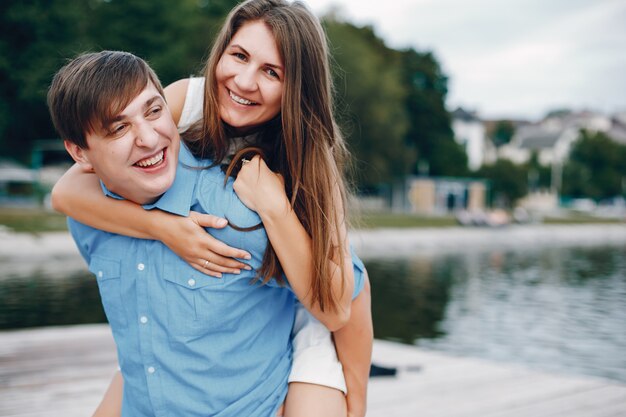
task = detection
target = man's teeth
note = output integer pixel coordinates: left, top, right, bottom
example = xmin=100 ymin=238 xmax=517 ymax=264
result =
xmin=136 ymin=150 xmax=164 ymax=167
xmin=229 ymin=90 xmax=255 ymax=105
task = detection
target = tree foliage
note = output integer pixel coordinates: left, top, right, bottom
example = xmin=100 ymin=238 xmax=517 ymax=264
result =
xmin=2 ymin=1 xmax=459 ymax=195
xmin=475 ymin=159 xmax=527 ymax=207
xmin=562 ymin=130 xmax=626 ymax=199
xmin=399 ymin=48 xmax=468 ymax=177
xmin=491 ymin=120 xmax=515 ymax=147
xmin=0 ymin=0 xmax=237 ymax=162
xmin=324 ymin=19 xmax=412 ymax=190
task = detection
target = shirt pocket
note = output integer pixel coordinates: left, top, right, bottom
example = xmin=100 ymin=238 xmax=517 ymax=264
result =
xmin=88 ymin=255 xmax=128 ymax=330
xmin=163 ymin=261 xmax=225 ymax=338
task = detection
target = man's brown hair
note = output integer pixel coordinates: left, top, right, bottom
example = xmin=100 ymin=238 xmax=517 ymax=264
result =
xmin=47 ymin=50 xmax=164 ymax=148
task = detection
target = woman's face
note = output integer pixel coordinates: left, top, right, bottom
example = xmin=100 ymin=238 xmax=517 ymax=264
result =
xmin=216 ymin=20 xmax=284 ymax=132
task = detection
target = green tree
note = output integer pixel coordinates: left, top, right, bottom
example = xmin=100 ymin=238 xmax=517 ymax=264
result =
xmin=0 ymin=0 xmax=238 ymax=162
xmin=562 ymin=130 xmax=626 ymax=199
xmin=0 ymin=0 xmax=93 ymax=161
xmin=491 ymin=120 xmax=515 ymax=147
xmin=476 ymin=159 xmax=527 ymax=207
xmin=324 ymin=19 xmax=412 ymax=190
xmin=525 ymin=151 xmax=551 ymax=191
xmin=399 ymin=48 xmax=467 ymax=177
xmin=85 ymin=0 xmax=238 ymax=85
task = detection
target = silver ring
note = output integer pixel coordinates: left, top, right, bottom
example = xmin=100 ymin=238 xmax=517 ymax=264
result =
xmin=241 ymin=158 xmax=251 ymax=165
xmin=203 ymin=259 xmax=210 ymax=269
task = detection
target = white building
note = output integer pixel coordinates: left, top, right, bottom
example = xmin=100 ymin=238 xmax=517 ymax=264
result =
xmin=451 ymin=108 xmax=487 ymax=171
xmin=498 ymin=110 xmax=615 ymax=166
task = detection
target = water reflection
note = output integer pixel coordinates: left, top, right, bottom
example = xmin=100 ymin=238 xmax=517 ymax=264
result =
xmin=367 ymin=244 xmax=626 ymax=383
xmin=0 ymin=265 xmax=105 ymax=329
xmin=1 ymin=244 xmax=625 ymax=383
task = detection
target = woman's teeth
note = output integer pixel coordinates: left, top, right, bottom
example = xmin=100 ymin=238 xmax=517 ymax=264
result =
xmin=136 ymin=150 xmax=164 ymax=167
xmin=229 ymin=90 xmax=256 ymax=105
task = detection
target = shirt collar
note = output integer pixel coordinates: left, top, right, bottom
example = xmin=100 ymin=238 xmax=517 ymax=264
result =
xmin=100 ymin=142 xmax=200 ymax=216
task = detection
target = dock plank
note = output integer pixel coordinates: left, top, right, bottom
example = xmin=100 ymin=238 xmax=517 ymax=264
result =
xmin=1 ymin=325 xmax=625 ymax=417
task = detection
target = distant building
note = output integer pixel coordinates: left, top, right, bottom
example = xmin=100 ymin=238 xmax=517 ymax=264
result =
xmin=498 ymin=110 xmax=616 ymax=166
xmin=498 ymin=125 xmax=578 ymax=166
xmin=395 ymin=176 xmax=489 ymax=215
xmin=608 ymin=113 xmax=626 ymax=145
xmin=0 ymin=159 xmax=38 ymax=206
xmin=451 ymin=107 xmax=487 ymax=171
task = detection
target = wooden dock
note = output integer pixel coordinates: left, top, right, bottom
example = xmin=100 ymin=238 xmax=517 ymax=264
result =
xmin=1 ymin=324 xmax=625 ymax=417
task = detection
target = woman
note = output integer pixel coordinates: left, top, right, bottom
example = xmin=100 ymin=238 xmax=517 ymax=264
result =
xmin=53 ymin=1 xmax=372 ymax=416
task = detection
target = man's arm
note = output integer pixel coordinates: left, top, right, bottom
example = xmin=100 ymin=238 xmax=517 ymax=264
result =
xmin=333 ymin=273 xmax=373 ymax=417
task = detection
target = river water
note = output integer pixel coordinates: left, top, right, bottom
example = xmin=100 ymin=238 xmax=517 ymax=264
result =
xmin=1 ymin=237 xmax=625 ymax=383
xmin=366 ymin=244 xmax=626 ymax=383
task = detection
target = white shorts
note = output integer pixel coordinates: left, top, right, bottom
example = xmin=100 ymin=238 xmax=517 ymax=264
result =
xmin=288 ymin=303 xmax=347 ymax=394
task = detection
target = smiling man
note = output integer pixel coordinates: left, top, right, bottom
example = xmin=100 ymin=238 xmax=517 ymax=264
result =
xmin=57 ymin=70 xmax=180 ymax=205
xmin=47 ymin=51 xmax=298 ymax=417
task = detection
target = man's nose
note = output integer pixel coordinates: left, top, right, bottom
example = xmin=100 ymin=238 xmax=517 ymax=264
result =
xmin=135 ymin=121 xmax=159 ymax=147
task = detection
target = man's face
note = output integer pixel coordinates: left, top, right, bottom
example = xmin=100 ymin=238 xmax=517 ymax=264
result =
xmin=66 ymin=83 xmax=180 ymax=204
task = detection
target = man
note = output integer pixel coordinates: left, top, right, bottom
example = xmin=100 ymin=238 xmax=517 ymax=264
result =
xmin=49 ymin=50 xmax=298 ymax=416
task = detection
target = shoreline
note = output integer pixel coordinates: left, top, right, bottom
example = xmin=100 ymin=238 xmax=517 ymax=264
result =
xmin=2 ymin=223 xmax=626 ymax=262
xmin=351 ymin=223 xmax=626 ymax=258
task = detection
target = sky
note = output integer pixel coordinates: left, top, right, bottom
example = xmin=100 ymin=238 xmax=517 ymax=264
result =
xmin=306 ymin=0 xmax=626 ymax=121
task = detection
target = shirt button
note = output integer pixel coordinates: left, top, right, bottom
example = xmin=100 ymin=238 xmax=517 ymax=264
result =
xmin=140 ymin=316 xmax=148 ymax=324
xmin=188 ymin=278 xmax=196 ymax=287
xmin=97 ymin=271 xmax=103 ymax=278
xmin=147 ymin=366 xmax=155 ymax=374
xmin=137 ymin=263 xmax=145 ymax=271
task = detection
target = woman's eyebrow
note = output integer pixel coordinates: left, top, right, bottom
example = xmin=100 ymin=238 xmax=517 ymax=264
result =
xmin=230 ymin=44 xmax=283 ymax=71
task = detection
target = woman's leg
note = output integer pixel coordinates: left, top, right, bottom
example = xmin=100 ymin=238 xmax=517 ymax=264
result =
xmin=92 ymin=370 xmax=123 ymax=417
xmin=283 ymin=382 xmax=346 ymax=417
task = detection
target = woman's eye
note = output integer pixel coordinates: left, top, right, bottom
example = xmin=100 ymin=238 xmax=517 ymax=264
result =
xmin=233 ymin=52 xmax=247 ymax=61
xmin=265 ymin=68 xmax=279 ymax=79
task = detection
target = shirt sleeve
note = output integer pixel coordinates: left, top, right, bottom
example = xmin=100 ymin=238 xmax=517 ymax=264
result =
xmin=67 ymin=217 xmax=97 ymax=265
xmin=350 ymin=244 xmax=366 ymax=300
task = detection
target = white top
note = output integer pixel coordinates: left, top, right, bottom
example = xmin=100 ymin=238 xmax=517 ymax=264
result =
xmin=178 ymin=77 xmax=205 ymax=132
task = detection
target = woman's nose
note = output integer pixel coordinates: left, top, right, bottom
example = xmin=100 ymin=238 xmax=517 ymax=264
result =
xmin=234 ymin=67 xmax=258 ymax=92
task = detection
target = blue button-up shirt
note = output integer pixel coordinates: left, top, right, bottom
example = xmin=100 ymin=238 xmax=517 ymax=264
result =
xmin=69 ymin=144 xmax=366 ymax=417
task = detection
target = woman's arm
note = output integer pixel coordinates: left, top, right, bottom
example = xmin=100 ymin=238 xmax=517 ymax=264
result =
xmin=51 ymin=165 xmax=251 ymax=276
xmin=233 ymin=156 xmax=354 ymax=331
xmin=333 ymin=274 xmax=373 ymax=417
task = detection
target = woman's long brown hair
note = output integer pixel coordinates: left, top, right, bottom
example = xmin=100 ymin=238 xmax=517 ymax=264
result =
xmin=184 ymin=0 xmax=352 ymax=313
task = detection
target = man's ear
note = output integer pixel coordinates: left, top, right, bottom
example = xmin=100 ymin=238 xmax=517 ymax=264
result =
xmin=64 ymin=140 xmax=95 ymax=172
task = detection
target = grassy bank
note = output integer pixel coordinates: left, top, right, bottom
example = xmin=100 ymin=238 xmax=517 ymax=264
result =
xmin=354 ymin=212 xmax=458 ymax=228
xmin=0 ymin=207 xmax=623 ymax=233
xmin=0 ymin=208 xmax=68 ymax=233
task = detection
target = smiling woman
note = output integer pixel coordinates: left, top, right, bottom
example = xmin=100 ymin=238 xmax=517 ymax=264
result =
xmin=217 ymin=20 xmax=284 ymax=131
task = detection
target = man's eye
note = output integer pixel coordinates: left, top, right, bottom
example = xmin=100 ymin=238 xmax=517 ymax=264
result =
xmin=109 ymin=124 xmax=127 ymax=136
xmin=148 ymin=106 xmax=162 ymax=117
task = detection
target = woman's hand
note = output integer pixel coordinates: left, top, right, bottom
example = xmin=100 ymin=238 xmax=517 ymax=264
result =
xmin=233 ymin=155 xmax=289 ymax=217
xmin=156 ymin=211 xmax=252 ymax=277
